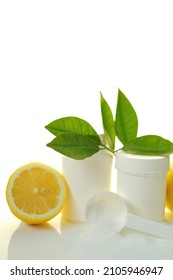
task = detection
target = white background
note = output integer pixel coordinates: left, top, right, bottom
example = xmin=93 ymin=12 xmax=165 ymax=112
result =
xmin=1 ymin=0 xmax=173 ymax=259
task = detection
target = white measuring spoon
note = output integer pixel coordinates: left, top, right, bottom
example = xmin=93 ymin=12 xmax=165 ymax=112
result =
xmin=85 ymin=192 xmax=173 ymax=240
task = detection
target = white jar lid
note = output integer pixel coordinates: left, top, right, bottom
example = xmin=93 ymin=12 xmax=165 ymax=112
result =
xmin=115 ymin=150 xmax=170 ymax=175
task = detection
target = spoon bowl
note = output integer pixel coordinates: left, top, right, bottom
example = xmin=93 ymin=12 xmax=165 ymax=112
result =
xmin=85 ymin=192 xmax=128 ymax=232
xmin=85 ymin=191 xmax=173 ymax=241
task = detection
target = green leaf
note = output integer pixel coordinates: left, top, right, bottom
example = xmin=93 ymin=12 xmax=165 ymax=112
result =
xmin=47 ymin=132 xmax=100 ymax=160
xmin=115 ymin=89 xmax=138 ymax=145
xmin=100 ymin=92 xmax=115 ymax=151
xmin=122 ymin=135 xmax=173 ymax=156
xmin=45 ymin=116 xmax=101 ymax=144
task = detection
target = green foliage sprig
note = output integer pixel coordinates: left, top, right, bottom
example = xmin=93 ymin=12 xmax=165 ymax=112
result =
xmin=45 ymin=89 xmax=173 ymax=159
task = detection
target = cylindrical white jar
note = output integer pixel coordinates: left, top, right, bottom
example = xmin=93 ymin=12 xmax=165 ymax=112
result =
xmin=61 ymin=150 xmax=114 ymax=222
xmin=115 ymin=150 xmax=170 ymax=222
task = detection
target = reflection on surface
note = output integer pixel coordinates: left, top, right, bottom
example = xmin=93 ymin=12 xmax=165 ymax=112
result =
xmin=8 ymin=216 xmax=87 ymax=260
xmin=8 ymin=222 xmax=62 ymax=260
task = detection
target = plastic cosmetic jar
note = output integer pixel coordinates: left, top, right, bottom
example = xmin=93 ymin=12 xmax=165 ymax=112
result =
xmin=61 ymin=150 xmax=114 ymax=222
xmin=115 ymin=150 xmax=170 ymax=221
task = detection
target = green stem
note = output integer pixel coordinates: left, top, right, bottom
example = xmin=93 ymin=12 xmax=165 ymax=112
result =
xmin=99 ymin=144 xmax=115 ymax=154
xmin=113 ymin=148 xmax=123 ymax=155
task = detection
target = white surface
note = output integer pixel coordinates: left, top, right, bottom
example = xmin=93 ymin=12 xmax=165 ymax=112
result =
xmin=1 ymin=214 xmax=173 ymax=260
xmin=1 ymin=0 xmax=173 ymax=260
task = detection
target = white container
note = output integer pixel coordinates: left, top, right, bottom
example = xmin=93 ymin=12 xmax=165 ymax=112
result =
xmin=61 ymin=150 xmax=114 ymax=222
xmin=115 ymin=150 xmax=170 ymax=222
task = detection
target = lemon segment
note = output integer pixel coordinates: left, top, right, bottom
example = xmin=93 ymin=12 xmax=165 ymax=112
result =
xmin=6 ymin=162 xmax=68 ymax=224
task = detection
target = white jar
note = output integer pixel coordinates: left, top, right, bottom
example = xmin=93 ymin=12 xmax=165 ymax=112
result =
xmin=115 ymin=150 xmax=170 ymax=222
xmin=61 ymin=150 xmax=114 ymax=222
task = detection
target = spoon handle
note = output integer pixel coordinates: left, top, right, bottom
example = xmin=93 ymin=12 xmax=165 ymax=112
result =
xmin=126 ymin=213 xmax=173 ymax=241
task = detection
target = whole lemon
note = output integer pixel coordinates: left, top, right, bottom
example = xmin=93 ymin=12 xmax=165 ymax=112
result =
xmin=166 ymin=163 xmax=173 ymax=212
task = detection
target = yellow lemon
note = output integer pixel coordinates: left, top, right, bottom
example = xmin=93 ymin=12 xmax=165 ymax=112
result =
xmin=6 ymin=162 xmax=68 ymax=224
xmin=166 ymin=162 xmax=173 ymax=212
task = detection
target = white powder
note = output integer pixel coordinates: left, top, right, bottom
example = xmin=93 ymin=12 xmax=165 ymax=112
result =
xmin=85 ymin=194 xmax=127 ymax=233
xmin=66 ymin=199 xmax=173 ymax=260
xmin=85 ymin=200 xmax=124 ymax=233
xmin=66 ymin=223 xmax=173 ymax=260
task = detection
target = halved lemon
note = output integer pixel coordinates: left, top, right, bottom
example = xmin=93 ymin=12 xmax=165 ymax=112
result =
xmin=6 ymin=162 xmax=68 ymax=224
